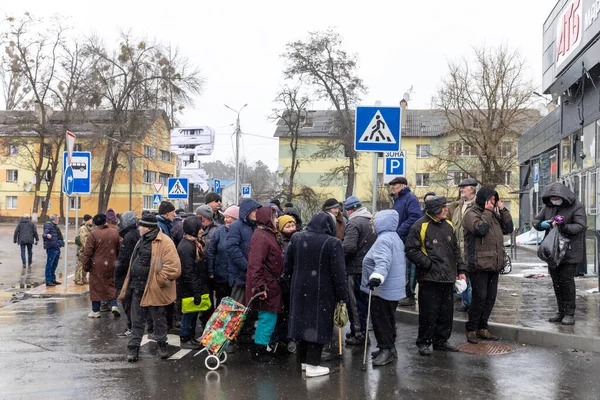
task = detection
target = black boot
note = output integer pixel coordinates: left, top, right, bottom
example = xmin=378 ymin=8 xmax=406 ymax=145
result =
xmin=372 ymin=348 xmax=395 ymax=366
xmin=180 ymin=337 xmax=200 ymax=350
xmin=251 ymin=344 xmax=276 ymax=364
xmin=127 ymin=346 xmax=139 ymax=363
xmin=372 ymin=347 xmax=397 ymax=359
xmin=549 ymin=313 xmax=564 ymax=323
xmin=157 ymin=342 xmax=169 ymax=359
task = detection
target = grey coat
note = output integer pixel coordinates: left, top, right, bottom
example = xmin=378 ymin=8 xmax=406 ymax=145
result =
xmin=343 ymin=207 xmax=376 ymax=275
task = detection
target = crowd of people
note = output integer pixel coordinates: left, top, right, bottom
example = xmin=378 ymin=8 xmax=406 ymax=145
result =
xmin=15 ymin=178 xmax=587 ymax=377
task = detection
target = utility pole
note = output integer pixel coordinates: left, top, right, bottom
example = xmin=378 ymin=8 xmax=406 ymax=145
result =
xmin=225 ymin=104 xmax=248 ymax=202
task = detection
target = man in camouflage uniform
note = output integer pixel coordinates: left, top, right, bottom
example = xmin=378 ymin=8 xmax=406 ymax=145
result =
xmin=75 ymin=214 xmax=93 ymax=285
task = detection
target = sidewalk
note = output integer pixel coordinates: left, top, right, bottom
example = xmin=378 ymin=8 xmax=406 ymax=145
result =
xmin=24 ymin=275 xmax=89 ymax=298
xmin=396 ymin=255 xmax=600 ymax=353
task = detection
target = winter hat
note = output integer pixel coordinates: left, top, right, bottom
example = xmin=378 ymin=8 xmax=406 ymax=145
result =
xmin=344 ymin=196 xmax=362 ymax=211
xmin=458 ymin=178 xmax=478 ymax=188
xmin=323 ymin=198 xmax=340 ymax=211
xmin=93 ymin=213 xmax=107 ymax=226
xmin=224 ymin=205 xmax=240 ymax=220
xmin=205 ymin=192 xmax=221 ymax=204
xmin=284 ymin=202 xmax=294 ymax=208
xmin=196 ymin=204 xmax=213 ymax=219
xmin=278 ymin=215 xmax=296 ymax=231
xmin=105 ymin=208 xmax=117 ymax=224
xmin=121 ymin=211 xmax=137 ymax=228
xmin=425 ymin=196 xmax=448 ymax=216
xmin=270 ymin=199 xmax=282 ymax=211
xmin=139 ymin=213 xmax=158 ymax=228
xmin=83 ymin=214 xmax=92 ymax=222
xmin=175 ymin=208 xmax=186 ymax=215
xmin=475 ymin=187 xmax=499 ymax=208
xmin=183 ymin=216 xmax=203 ymax=237
xmin=423 ymin=191 xmax=437 ymax=202
xmin=388 ymin=176 xmax=408 ymax=185
xmin=158 ymin=201 xmax=175 ymax=215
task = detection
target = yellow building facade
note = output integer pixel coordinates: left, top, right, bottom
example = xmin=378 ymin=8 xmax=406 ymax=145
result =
xmin=0 ymin=110 xmax=177 ymax=220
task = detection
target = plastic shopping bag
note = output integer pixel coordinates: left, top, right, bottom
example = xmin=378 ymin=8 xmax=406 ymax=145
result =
xmin=537 ymin=227 xmax=570 ymax=269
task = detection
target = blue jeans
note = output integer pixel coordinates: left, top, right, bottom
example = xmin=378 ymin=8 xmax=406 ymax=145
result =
xmin=254 ymin=311 xmax=278 ymax=346
xmin=20 ymin=244 xmax=33 ymax=266
xmin=92 ymin=299 xmax=117 ymax=312
xmin=45 ymin=248 xmax=61 ymax=283
xmin=461 ymin=276 xmax=472 ymax=308
xmin=180 ymin=312 xmax=199 ymax=339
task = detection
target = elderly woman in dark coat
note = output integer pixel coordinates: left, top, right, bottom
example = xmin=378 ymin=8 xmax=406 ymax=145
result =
xmin=83 ymin=214 xmax=121 ymax=318
xmin=246 ymin=206 xmax=285 ymax=363
xmin=283 ymin=212 xmax=348 ymax=378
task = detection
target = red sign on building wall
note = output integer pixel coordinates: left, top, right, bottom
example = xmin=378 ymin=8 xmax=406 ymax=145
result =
xmin=556 ymin=0 xmax=583 ymax=69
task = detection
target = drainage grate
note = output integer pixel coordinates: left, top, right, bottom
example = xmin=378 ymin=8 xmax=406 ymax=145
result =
xmin=457 ymin=342 xmax=513 ymax=355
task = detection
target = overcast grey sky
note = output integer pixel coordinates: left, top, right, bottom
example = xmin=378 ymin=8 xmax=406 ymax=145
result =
xmin=3 ymin=0 xmax=554 ymax=170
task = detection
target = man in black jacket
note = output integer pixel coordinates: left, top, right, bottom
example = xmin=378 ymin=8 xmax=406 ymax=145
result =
xmin=115 ymin=211 xmax=140 ymax=338
xmin=342 ymin=196 xmax=376 ymax=345
xmin=534 ymin=182 xmax=587 ymax=326
xmin=406 ymin=196 xmax=467 ymax=356
xmin=14 ymin=214 xmax=39 ymax=268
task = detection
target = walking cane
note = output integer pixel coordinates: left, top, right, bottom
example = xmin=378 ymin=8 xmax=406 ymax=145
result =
xmin=361 ymin=289 xmax=373 ymax=371
xmin=338 ymin=328 xmax=343 ymax=356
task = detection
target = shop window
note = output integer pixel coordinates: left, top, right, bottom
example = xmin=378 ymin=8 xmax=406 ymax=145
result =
xmin=143 ymin=195 xmax=154 ymax=210
xmin=561 ymin=136 xmax=571 ymax=175
xmin=549 ymin=150 xmax=558 ymax=183
xmin=571 ymin=131 xmax=583 ymax=172
xmin=582 ymin=122 xmax=596 ymax=169
xmin=590 ymin=171 xmax=597 ymax=215
xmin=6 ymin=196 xmax=17 ymax=209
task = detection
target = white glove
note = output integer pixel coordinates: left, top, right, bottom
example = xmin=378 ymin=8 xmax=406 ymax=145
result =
xmin=454 ymin=279 xmax=467 ymax=294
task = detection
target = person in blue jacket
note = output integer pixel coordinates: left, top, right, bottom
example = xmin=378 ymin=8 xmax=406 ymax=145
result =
xmin=361 ymin=209 xmax=406 ymax=366
xmin=43 ymin=214 xmax=64 ymax=286
xmin=226 ymin=198 xmax=262 ymax=305
xmin=388 ymin=176 xmax=422 ymax=306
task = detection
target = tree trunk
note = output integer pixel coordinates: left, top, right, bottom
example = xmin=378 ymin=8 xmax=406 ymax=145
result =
xmin=345 ymin=154 xmax=355 ymax=199
xmin=97 ymin=141 xmax=114 ymax=213
xmin=98 ymin=149 xmax=121 ymax=213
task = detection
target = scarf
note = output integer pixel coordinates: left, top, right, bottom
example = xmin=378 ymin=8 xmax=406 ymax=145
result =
xmin=258 ymin=224 xmax=284 ymax=249
xmin=184 ymin=233 xmax=204 ymax=260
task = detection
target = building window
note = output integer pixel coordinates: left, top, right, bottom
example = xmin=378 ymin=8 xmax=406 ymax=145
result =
xmin=42 ymin=143 xmax=52 ymax=157
xmin=143 ymin=170 xmax=156 ymax=184
xmin=160 ymin=150 xmax=172 ymax=162
xmin=143 ymin=195 xmax=154 ymax=210
xmin=144 ymin=145 xmax=156 ymax=158
xmin=561 ymin=136 xmax=571 ymax=175
xmin=69 ymin=196 xmax=81 ymax=210
xmin=451 ymin=142 xmax=474 ymax=157
xmin=449 ymin=171 xmax=474 ymax=186
xmin=583 ymin=122 xmax=596 ymax=168
xmin=503 ymin=171 xmax=512 ymax=186
xmin=159 ymin=173 xmax=172 ymax=185
xmin=7 ymin=170 xmax=18 ymax=182
xmin=500 ymin=142 xmax=513 ymax=157
xmin=6 ymin=196 xmax=17 ymax=209
xmin=8 ymin=145 xmax=18 ymax=156
xmin=73 ymin=144 xmax=83 ymax=152
xmin=43 ymin=170 xmax=52 ymax=183
xmin=416 ymin=144 xmax=430 ymax=158
xmin=416 ymin=173 xmax=430 ymax=187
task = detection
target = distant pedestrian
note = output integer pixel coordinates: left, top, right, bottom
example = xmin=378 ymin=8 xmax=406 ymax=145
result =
xmin=322 ymin=198 xmax=345 ymax=240
xmin=533 ymin=182 xmax=586 ymax=326
xmin=463 ymin=188 xmax=513 ymax=342
xmin=114 ymin=211 xmax=140 ymax=337
xmin=406 ymin=196 xmax=466 ymax=356
xmin=177 ymin=216 xmax=209 ymax=350
xmin=196 ymin=204 xmax=218 ymax=250
xmin=205 ymin=192 xmax=225 ymax=226
xmin=157 ymin=201 xmax=176 ymax=239
xmin=119 ymin=213 xmax=181 ymax=362
xmin=342 ymin=196 xmax=376 ymax=346
xmin=449 ymin=178 xmax=478 ymax=313
xmin=388 ymin=176 xmax=422 ymax=307
xmin=14 ymin=213 xmax=39 ymax=268
xmin=226 ymin=198 xmax=262 ymax=304
xmin=170 ymin=210 xmax=186 ymax=248
xmin=246 ymin=207 xmax=285 ymax=363
xmin=283 ymin=212 xmax=348 ymax=378
xmin=74 ymin=214 xmax=93 ymax=285
xmin=361 ymin=209 xmax=406 ymax=366
xmin=43 ymin=214 xmax=64 ymax=286
xmin=207 ymin=206 xmax=239 ymax=308
xmin=83 ymin=214 xmax=121 ymax=319
xmin=278 ymin=215 xmax=297 ymax=252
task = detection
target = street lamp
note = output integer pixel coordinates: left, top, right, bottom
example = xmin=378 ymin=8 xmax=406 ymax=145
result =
xmin=105 ymin=136 xmax=143 ymax=210
xmin=224 ymin=103 xmax=248 ymax=202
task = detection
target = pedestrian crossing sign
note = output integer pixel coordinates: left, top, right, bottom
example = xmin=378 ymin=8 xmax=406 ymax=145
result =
xmin=354 ymin=106 xmax=401 ymax=152
xmin=153 ymin=194 xmax=163 ymax=205
xmin=167 ymin=177 xmax=189 ymax=199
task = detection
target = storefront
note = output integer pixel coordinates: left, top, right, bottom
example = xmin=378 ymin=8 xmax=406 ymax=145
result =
xmin=518 ymin=0 xmax=600 ymax=276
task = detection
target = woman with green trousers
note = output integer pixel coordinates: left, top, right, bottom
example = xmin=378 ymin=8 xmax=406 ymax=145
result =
xmin=246 ymin=206 xmax=285 ymax=362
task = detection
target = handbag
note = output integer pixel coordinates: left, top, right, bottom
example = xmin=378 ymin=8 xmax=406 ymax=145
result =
xmin=181 ymin=294 xmax=211 ymax=314
xmin=333 ymin=301 xmax=349 ymax=328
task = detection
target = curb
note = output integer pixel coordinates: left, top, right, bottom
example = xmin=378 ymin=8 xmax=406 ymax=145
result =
xmin=396 ymin=309 xmax=600 ymax=353
xmin=23 ymin=290 xmax=89 ymax=299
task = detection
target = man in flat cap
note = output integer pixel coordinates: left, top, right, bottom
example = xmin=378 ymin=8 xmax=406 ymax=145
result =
xmin=448 ymin=177 xmax=478 ymax=312
xmin=388 ymin=176 xmax=422 ymax=306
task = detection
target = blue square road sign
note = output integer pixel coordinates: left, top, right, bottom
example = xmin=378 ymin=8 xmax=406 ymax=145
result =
xmin=355 ymin=106 xmax=401 ymax=152
xmin=167 ymin=177 xmax=189 ymax=199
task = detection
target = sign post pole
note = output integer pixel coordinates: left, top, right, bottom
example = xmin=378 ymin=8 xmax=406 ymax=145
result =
xmin=371 ymin=153 xmax=378 ymax=213
xmin=64 ymin=197 xmax=69 ymax=290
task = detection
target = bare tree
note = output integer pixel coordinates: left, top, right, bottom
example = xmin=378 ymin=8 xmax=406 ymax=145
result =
xmin=282 ymin=29 xmax=366 ymax=199
xmin=85 ymin=32 xmax=204 ymax=212
xmin=431 ymin=45 xmax=538 ymax=189
xmin=271 ymin=85 xmax=309 ymax=202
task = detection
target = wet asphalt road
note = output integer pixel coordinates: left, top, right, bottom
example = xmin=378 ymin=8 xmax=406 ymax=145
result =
xmin=1 ymin=296 xmax=599 ymax=400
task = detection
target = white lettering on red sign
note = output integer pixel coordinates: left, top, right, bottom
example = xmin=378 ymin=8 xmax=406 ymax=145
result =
xmin=556 ymin=0 xmax=582 ymax=68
